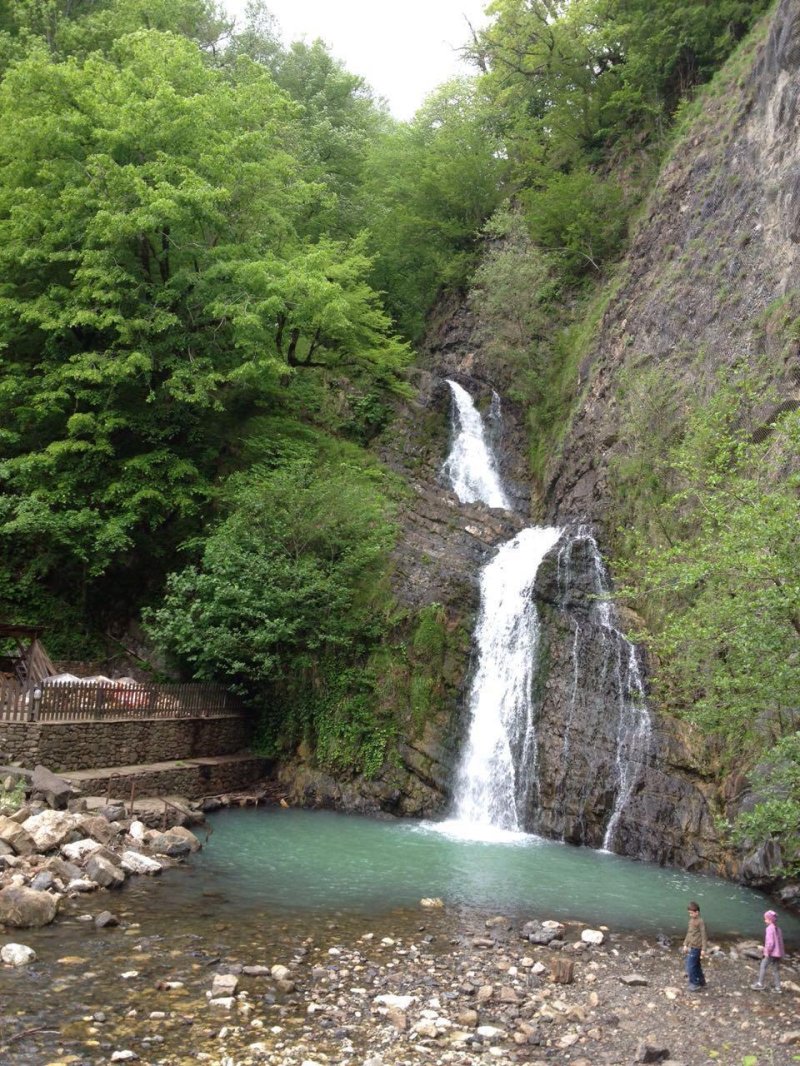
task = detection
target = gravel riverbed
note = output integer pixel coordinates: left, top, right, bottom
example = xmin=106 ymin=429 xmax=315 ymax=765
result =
xmin=3 ymin=896 xmax=799 ymax=1066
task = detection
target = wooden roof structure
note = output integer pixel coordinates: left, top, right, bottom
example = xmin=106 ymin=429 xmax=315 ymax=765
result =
xmin=0 ymin=623 xmax=56 ymax=684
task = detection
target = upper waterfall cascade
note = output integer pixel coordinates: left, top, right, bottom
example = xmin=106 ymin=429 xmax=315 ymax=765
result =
xmin=441 ymin=381 xmax=652 ymax=850
xmin=441 ymin=380 xmax=511 ymax=510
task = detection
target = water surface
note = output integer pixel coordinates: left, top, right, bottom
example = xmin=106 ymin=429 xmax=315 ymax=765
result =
xmin=197 ymin=807 xmax=800 ymax=940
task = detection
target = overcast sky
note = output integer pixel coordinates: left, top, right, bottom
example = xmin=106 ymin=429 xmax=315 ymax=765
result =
xmin=222 ymin=0 xmax=490 ymax=120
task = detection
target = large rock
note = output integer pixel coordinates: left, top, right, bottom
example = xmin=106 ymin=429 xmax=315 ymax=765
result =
xmin=44 ymin=856 xmax=83 ymax=883
xmin=0 ymin=814 xmax=36 ymax=856
xmin=79 ymin=814 xmax=121 ymax=846
xmin=31 ymin=765 xmax=79 ymax=810
xmin=120 ymin=850 xmax=162 ymax=875
xmin=1 ymin=943 xmax=37 ymax=967
xmin=22 ymin=810 xmax=79 ymax=852
xmin=0 ymin=886 xmax=59 ymax=927
xmin=85 ymin=853 xmax=126 ymax=889
xmin=61 ymin=838 xmax=103 ymax=863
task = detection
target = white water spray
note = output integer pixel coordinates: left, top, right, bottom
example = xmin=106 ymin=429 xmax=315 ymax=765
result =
xmin=450 ymin=526 xmax=563 ymax=832
xmin=441 ymin=380 xmax=511 ymax=509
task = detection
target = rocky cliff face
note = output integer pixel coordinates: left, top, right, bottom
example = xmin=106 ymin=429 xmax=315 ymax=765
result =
xmin=544 ymin=0 xmax=800 ymax=529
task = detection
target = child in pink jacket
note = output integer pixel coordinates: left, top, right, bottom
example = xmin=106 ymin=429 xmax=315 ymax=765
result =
xmin=751 ymin=909 xmax=784 ymax=992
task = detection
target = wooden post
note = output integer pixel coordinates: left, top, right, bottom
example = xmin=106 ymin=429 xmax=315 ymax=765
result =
xmin=551 ymin=958 xmax=575 ymax=984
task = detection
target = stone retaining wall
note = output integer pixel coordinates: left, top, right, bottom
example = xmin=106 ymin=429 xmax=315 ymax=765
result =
xmin=0 ymin=714 xmax=252 ymax=772
xmin=71 ymin=757 xmax=269 ymax=800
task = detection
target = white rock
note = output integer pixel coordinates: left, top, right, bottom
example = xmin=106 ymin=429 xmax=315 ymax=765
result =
xmin=120 ymin=851 xmax=162 ymax=875
xmin=22 ymin=810 xmax=78 ymax=852
xmin=209 ymin=997 xmax=236 ymax=1010
xmin=129 ymin=821 xmax=147 ymax=840
xmin=211 ymin=974 xmax=239 ymax=997
xmin=1 ymin=943 xmax=36 ymax=966
xmin=476 ymin=1026 xmax=505 ymax=1039
xmin=413 ymin=1019 xmax=439 ymax=1038
xmin=111 ymin=1053 xmax=138 ymax=1062
xmin=121 ymin=971 xmax=139 ymax=979
xmin=581 ymin=929 xmax=605 ymax=945
xmin=66 ymin=879 xmax=97 ymax=893
xmin=373 ymin=994 xmax=416 ymax=1010
xmin=271 ymin=964 xmax=291 ymax=981
xmin=61 ymin=839 xmax=102 ymax=863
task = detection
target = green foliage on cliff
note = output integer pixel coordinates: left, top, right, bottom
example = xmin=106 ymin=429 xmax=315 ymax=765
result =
xmin=145 ymin=455 xmax=396 ymax=688
xmin=730 ymin=733 xmax=800 ymax=877
xmin=617 ymin=369 xmax=800 ymax=865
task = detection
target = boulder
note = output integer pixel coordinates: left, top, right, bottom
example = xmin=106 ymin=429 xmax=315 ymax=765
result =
xmin=29 ymin=871 xmax=55 ymax=892
xmin=522 ymin=919 xmax=563 ymax=945
xmin=0 ymin=814 xmax=36 ymax=856
xmin=635 ymin=1042 xmax=671 ymax=1063
xmin=79 ymin=815 xmax=121 ymax=845
xmin=30 ymin=765 xmax=79 ymax=810
xmin=67 ymin=879 xmax=97 ymax=893
xmin=161 ymin=825 xmax=201 ymax=852
xmin=551 ymin=958 xmax=575 ymax=984
xmin=22 ymin=810 xmax=78 ymax=851
xmin=61 ymin=838 xmax=103 ymax=863
xmin=120 ymin=850 xmax=162 ymax=875
xmin=0 ymin=886 xmax=59 ymax=927
xmin=44 ymin=856 xmax=83 ymax=883
xmin=211 ymin=973 xmax=239 ymax=997
xmin=95 ymin=910 xmax=120 ymax=928
xmin=85 ymin=853 xmax=126 ymax=889
xmin=146 ymin=832 xmax=191 ymax=857
xmin=581 ymin=929 xmax=605 ymax=945
xmin=1 ymin=943 xmax=37 ymax=967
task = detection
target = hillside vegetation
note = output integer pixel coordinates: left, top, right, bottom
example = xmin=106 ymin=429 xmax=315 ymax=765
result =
xmin=1 ymin=0 xmax=796 ymax=868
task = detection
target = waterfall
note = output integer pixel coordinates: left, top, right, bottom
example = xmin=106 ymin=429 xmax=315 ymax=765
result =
xmin=451 ymin=526 xmax=563 ymax=833
xmin=557 ymin=528 xmax=653 ymax=851
xmin=441 ymin=380 xmax=511 ymax=509
xmin=438 ymin=382 xmax=650 ymax=850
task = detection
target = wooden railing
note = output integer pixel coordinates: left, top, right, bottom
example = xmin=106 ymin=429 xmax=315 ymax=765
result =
xmin=0 ymin=679 xmax=239 ymax=722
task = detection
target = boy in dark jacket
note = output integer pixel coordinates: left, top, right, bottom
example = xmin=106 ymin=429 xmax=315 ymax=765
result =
xmin=682 ymin=901 xmax=708 ymax=991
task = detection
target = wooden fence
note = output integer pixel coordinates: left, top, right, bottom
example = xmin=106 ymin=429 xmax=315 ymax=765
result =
xmin=0 ymin=679 xmax=239 ymax=723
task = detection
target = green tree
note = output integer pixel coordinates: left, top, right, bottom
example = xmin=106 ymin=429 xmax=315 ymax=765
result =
xmin=622 ymin=383 xmax=800 ymax=741
xmin=364 ymin=77 xmax=507 ymax=339
xmin=0 ymin=28 xmax=406 ymax=638
xmin=146 ymin=455 xmax=398 ymax=772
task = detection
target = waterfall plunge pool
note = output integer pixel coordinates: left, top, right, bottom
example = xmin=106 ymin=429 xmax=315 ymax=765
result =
xmin=192 ymin=807 xmax=798 ymax=942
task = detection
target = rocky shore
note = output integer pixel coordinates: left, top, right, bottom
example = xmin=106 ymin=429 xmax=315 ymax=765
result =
xmin=2 ymin=776 xmax=799 ymax=1066
xmin=2 ymin=872 xmax=800 ymax=1064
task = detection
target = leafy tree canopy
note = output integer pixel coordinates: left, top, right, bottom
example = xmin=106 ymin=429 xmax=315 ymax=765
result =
xmin=0 ymin=13 xmax=408 ymax=639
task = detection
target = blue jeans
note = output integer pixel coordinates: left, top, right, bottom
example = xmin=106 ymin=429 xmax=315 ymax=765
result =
xmin=685 ymin=947 xmax=705 ymax=987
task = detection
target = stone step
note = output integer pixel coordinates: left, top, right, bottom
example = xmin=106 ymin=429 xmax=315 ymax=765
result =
xmin=62 ymin=752 xmax=268 ymax=800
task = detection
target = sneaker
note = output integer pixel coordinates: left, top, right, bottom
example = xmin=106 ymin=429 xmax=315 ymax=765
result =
xmin=688 ymin=984 xmax=702 ymax=991
xmin=750 ymin=983 xmax=764 ymax=990
xmin=774 ymin=988 xmax=782 ymax=994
